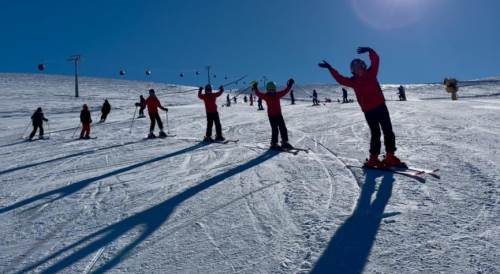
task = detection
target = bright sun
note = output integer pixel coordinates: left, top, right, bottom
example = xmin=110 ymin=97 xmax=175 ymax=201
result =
xmin=350 ymin=0 xmax=432 ymax=30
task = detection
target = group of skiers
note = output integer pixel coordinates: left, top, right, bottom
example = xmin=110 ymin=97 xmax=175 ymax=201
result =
xmin=26 ymin=46 xmax=404 ymax=168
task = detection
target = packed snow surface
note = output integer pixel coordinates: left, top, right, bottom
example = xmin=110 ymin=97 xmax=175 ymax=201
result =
xmin=0 ymin=74 xmax=499 ymax=273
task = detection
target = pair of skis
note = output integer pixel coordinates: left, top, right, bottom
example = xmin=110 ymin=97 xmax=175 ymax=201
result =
xmin=350 ymin=162 xmax=440 ymax=182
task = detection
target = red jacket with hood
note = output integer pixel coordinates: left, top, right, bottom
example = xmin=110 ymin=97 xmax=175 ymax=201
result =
xmin=254 ymin=86 xmax=292 ymax=116
xmin=198 ymin=91 xmax=223 ymax=113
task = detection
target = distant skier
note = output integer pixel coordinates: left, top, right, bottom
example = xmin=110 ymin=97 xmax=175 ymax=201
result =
xmin=290 ymin=89 xmax=296 ymax=105
xmin=226 ymin=94 xmax=231 ymax=107
xmin=342 ymin=87 xmax=349 ymax=103
xmin=252 ymin=79 xmax=295 ymax=149
xmin=135 ymin=95 xmax=146 ymax=118
xmin=80 ymin=104 xmax=92 ymax=139
xmin=243 ymin=95 xmax=248 ymax=103
xmin=99 ymin=99 xmax=111 ymax=122
xmin=28 ymin=107 xmax=48 ymax=140
xmin=319 ymin=47 xmax=403 ymax=167
xmin=398 ymin=85 xmax=407 ymax=101
xmin=312 ymin=89 xmax=319 ymax=105
xmin=233 ymin=96 xmax=237 ymax=104
xmin=145 ymin=89 xmax=168 ymax=138
xmin=444 ymin=78 xmax=459 ymax=100
xmin=249 ymin=94 xmax=254 ymax=106
xmin=198 ymin=84 xmax=225 ymax=142
xmin=257 ymin=97 xmax=264 ymax=110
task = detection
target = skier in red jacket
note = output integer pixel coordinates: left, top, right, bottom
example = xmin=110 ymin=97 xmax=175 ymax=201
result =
xmin=145 ymin=89 xmax=168 ymax=138
xmin=319 ymin=47 xmax=402 ymax=167
xmin=252 ymin=78 xmax=295 ymax=150
xmin=198 ymin=84 xmax=225 ymax=142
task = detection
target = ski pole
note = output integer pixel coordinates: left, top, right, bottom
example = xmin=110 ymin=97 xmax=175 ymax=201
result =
xmin=130 ymin=106 xmax=138 ymax=133
xmin=165 ymin=111 xmax=170 ymax=134
xmin=72 ymin=123 xmax=81 ymax=139
xmin=47 ymin=121 xmax=51 ymax=139
xmin=20 ymin=121 xmax=31 ymax=139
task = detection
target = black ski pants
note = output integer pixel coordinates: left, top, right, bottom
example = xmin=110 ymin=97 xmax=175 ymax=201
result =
xmin=149 ymin=112 xmax=163 ymax=132
xmin=29 ymin=124 xmax=44 ymax=139
xmin=364 ymin=103 xmax=396 ymax=155
xmin=268 ymin=114 xmax=288 ymax=145
xmin=206 ymin=112 xmax=223 ymax=138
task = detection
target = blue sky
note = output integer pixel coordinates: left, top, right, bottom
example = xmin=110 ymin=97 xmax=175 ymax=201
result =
xmin=1 ymin=0 xmax=499 ymax=86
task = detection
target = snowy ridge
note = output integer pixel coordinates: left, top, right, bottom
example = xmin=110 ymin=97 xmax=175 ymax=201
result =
xmin=0 ymin=73 xmax=499 ymax=273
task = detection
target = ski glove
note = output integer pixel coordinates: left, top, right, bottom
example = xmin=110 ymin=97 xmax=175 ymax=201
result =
xmin=318 ymin=60 xmax=332 ymax=69
xmin=357 ymin=47 xmax=372 ymax=54
xmin=251 ymin=81 xmax=258 ymax=90
xmin=287 ymin=78 xmax=295 ymax=87
xmin=219 ymin=85 xmax=224 ymax=92
xmin=198 ymin=87 xmax=203 ymax=93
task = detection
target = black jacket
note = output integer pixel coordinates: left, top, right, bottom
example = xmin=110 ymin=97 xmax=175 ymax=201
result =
xmin=31 ymin=111 xmax=48 ymax=126
xmin=80 ymin=109 xmax=92 ymax=123
xmin=101 ymin=101 xmax=111 ymax=114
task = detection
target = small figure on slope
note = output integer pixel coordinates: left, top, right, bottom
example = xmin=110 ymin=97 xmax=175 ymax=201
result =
xmin=319 ymin=47 xmax=403 ymax=168
xmin=342 ymin=87 xmax=349 ymax=103
xmin=145 ymin=89 xmax=168 ymax=138
xmin=290 ymin=89 xmax=296 ymax=105
xmin=249 ymin=93 xmax=254 ymax=106
xmin=398 ymin=85 xmax=407 ymax=101
xmin=226 ymin=94 xmax=231 ymax=107
xmin=198 ymin=84 xmax=225 ymax=142
xmin=135 ymin=95 xmax=146 ymax=118
xmin=243 ymin=95 xmax=248 ymax=103
xmin=312 ymin=89 xmax=320 ymax=105
xmin=99 ymin=99 xmax=111 ymax=123
xmin=29 ymin=107 xmax=48 ymax=140
xmin=252 ymin=79 xmax=295 ymax=150
xmin=257 ymin=97 xmax=264 ymax=111
xmin=80 ymin=104 xmax=93 ymax=139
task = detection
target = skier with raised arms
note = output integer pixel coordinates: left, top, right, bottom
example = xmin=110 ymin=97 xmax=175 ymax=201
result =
xmin=319 ymin=47 xmax=403 ymax=168
xmin=198 ymin=84 xmax=225 ymax=142
xmin=252 ymin=79 xmax=295 ymax=150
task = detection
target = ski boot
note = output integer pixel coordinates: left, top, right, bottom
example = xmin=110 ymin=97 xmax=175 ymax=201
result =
xmin=203 ymin=136 xmax=214 ymax=143
xmin=281 ymin=142 xmax=294 ymax=150
xmin=270 ymin=142 xmax=281 ymax=150
xmin=148 ymin=132 xmax=157 ymax=139
xmin=383 ymin=153 xmax=406 ymax=168
xmin=215 ymin=135 xmax=225 ymax=142
xmin=158 ymin=131 xmax=167 ymax=138
xmin=364 ymin=155 xmax=385 ymax=169
xmin=84 ymin=135 xmax=91 ymax=140
xmin=39 ymin=135 xmax=44 ymax=140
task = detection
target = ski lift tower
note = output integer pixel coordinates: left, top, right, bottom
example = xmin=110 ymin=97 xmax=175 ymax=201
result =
xmin=67 ymin=55 xmax=81 ymax=98
xmin=206 ymin=65 xmax=211 ymax=85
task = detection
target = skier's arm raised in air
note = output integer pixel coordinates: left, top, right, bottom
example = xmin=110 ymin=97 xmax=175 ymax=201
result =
xmin=277 ymin=78 xmax=295 ymax=98
xmin=197 ymin=87 xmax=204 ymax=99
xmin=318 ymin=60 xmax=355 ymax=88
xmin=252 ymin=82 xmax=265 ymax=99
xmin=357 ymin=47 xmax=379 ymax=77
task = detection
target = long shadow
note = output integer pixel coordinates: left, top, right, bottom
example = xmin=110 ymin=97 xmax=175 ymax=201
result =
xmin=0 ymin=140 xmax=148 ymax=176
xmin=0 ymin=142 xmax=207 ymax=215
xmin=312 ymin=170 xmax=395 ymax=274
xmin=420 ymin=92 xmax=500 ymax=101
xmin=15 ymin=149 xmax=279 ymax=274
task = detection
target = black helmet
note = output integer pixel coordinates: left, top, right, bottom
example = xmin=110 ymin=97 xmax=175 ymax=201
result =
xmin=149 ymin=89 xmax=155 ymax=95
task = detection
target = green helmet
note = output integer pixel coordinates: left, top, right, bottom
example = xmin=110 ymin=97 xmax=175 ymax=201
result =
xmin=266 ymin=81 xmax=277 ymax=92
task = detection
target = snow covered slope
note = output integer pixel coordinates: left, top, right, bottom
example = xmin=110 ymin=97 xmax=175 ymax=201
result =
xmin=0 ymin=73 xmax=499 ymax=273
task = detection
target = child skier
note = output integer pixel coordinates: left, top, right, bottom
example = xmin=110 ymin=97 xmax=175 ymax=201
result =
xmin=80 ymin=104 xmax=92 ymax=139
xmin=29 ymin=107 xmax=48 ymax=140
xmin=342 ymin=88 xmax=349 ymax=103
xmin=135 ymin=95 xmax=146 ymax=118
xmin=145 ymin=89 xmax=168 ymax=138
xmin=249 ymin=94 xmax=254 ymax=106
xmin=319 ymin=47 xmax=403 ymax=167
xmin=198 ymin=84 xmax=225 ymax=142
xmin=312 ymin=89 xmax=319 ymax=105
xmin=252 ymin=79 xmax=295 ymax=149
xmin=226 ymin=94 xmax=231 ymax=107
xmin=99 ymin=99 xmax=111 ymax=122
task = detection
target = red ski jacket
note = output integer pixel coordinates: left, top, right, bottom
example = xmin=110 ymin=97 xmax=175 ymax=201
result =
xmin=327 ymin=50 xmax=385 ymax=112
xmin=145 ymin=96 xmax=165 ymax=114
xmin=254 ymin=86 xmax=292 ymax=117
xmin=198 ymin=91 xmax=223 ymax=113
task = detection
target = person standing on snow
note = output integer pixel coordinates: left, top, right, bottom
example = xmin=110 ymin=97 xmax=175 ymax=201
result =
xmin=319 ymin=47 xmax=403 ymax=168
xmin=249 ymin=93 xmax=254 ymax=106
xmin=290 ymin=89 xmax=296 ymax=105
xmin=252 ymin=79 xmax=295 ymax=150
xmin=135 ymin=95 xmax=146 ymax=118
xmin=398 ymin=85 xmax=407 ymax=101
xmin=243 ymin=95 xmax=248 ymax=103
xmin=198 ymin=84 xmax=225 ymax=142
xmin=257 ymin=97 xmax=264 ymax=110
xmin=226 ymin=94 xmax=231 ymax=107
xmin=99 ymin=99 xmax=111 ymax=123
xmin=342 ymin=87 xmax=349 ymax=103
xmin=80 ymin=104 xmax=92 ymax=139
xmin=145 ymin=89 xmax=168 ymax=138
xmin=312 ymin=89 xmax=319 ymax=105
xmin=29 ymin=107 xmax=48 ymax=140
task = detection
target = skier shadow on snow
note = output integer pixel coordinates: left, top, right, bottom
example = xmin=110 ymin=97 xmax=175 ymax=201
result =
xmin=312 ymin=170 xmax=397 ymax=274
xmin=15 ymin=149 xmax=279 ymax=274
xmin=0 ymin=140 xmax=149 ymax=176
xmin=0 ymin=142 xmax=208 ymax=214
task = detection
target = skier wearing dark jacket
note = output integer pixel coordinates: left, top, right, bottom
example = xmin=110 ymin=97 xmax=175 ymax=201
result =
xmin=135 ymin=95 xmax=146 ymax=118
xmin=198 ymin=84 xmax=225 ymax=142
xmin=319 ymin=47 xmax=403 ymax=167
xmin=29 ymin=107 xmax=48 ymax=140
xmin=145 ymin=89 xmax=168 ymax=138
xmin=252 ymin=79 xmax=295 ymax=149
xmin=80 ymin=104 xmax=92 ymax=139
xmin=100 ymin=99 xmax=111 ymax=122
